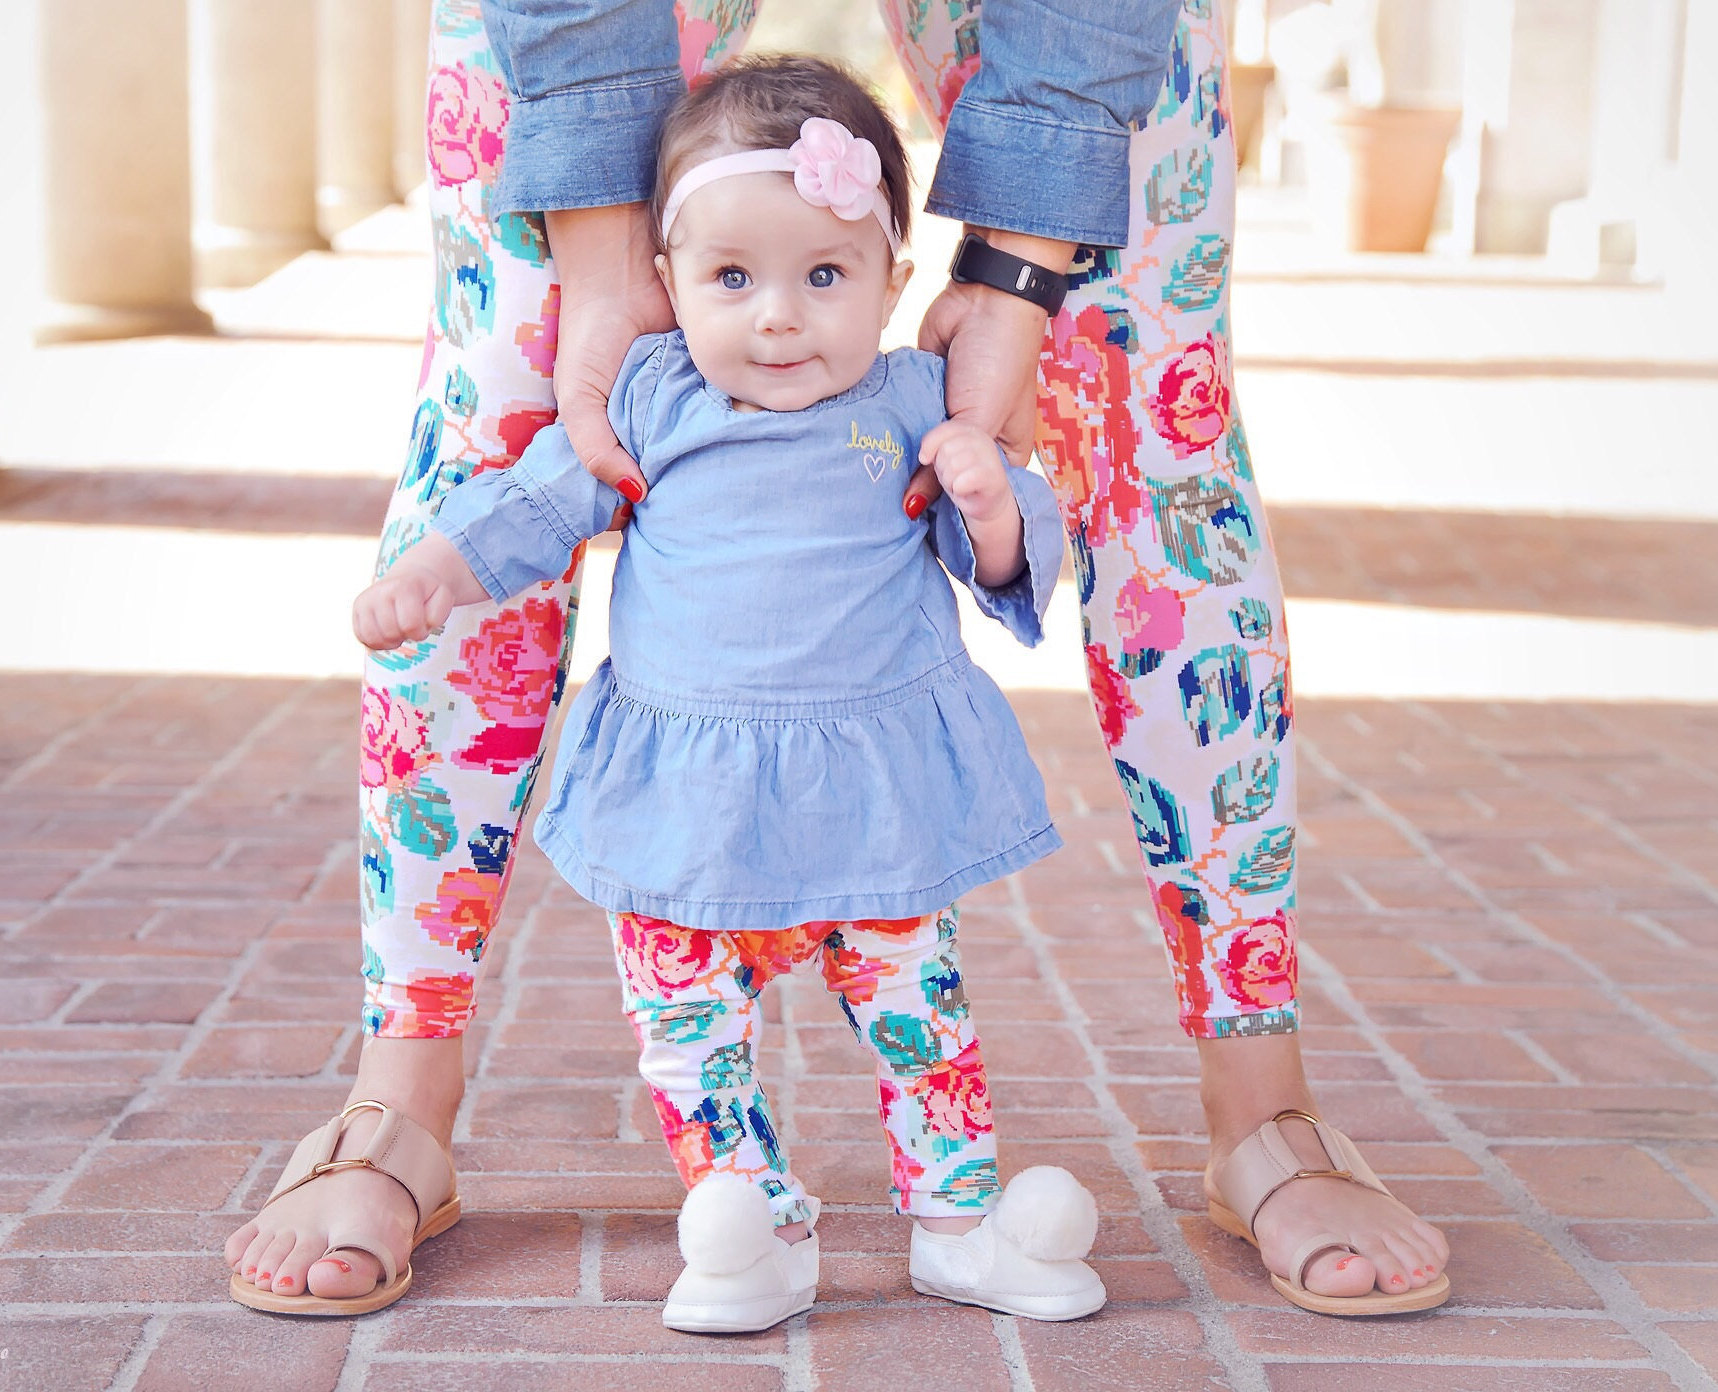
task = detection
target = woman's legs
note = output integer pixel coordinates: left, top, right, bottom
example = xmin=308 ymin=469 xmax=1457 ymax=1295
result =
xmin=881 ymin=0 xmax=1446 ymax=1296
xmin=227 ymin=0 xmax=762 ymax=1302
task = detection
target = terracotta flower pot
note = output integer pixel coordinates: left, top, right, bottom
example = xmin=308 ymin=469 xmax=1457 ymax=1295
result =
xmin=1228 ymin=61 xmax=1275 ymax=170
xmin=1308 ymin=102 xmax=1460 ymax=252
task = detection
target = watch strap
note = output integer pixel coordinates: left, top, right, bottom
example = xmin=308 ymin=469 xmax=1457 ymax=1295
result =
xmin=948 ymin=232 xmax=1068 ymax=315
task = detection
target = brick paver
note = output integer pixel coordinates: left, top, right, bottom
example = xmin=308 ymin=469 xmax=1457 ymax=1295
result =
xmin=6 ymin=209 xmax=1718 ymax=1391
xmin=3 ymin=661 xmax=1715 ymax=1389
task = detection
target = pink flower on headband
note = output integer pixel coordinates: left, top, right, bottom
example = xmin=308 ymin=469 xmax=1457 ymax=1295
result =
xmin=790 ymin=118 xmax=884 ymax=224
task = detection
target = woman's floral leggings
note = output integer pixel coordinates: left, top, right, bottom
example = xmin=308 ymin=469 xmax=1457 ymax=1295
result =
xmin=613 ymin=907 xmax=997 ymax=1225
xmin=359 ymin=0 xmax=1298 ymax=1043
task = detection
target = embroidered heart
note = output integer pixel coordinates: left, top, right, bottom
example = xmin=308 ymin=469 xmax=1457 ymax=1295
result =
xmin=863 ymin=452 xmax=886 ymax=482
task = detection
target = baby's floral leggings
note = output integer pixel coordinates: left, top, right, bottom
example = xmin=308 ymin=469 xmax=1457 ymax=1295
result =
xmin=613 ymin=907 xmax=998 ymax=1225
xmin=360 ymin=0 xmax=1298 ymax=1043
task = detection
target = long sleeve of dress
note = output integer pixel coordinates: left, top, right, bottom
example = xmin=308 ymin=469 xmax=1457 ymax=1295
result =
xmin=926 ymin=465 xmax=1063 ymax=649
xmin=430 ymin=334 xmax=666 ymax=599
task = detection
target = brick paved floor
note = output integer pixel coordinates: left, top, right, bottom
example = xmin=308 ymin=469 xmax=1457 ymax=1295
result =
xmin=5 ymin=184 xmax=1717 ymax=1389
xmin=2 ymin=663 xmax=1715 ymax=1390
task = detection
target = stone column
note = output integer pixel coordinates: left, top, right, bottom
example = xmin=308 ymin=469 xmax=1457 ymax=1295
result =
xmin=393 ymin=0 xmax=433 ymax=197
xmin=191 ymin=0 xmax=327 ymax=287
xmin=36 ymin=0 xmax=212 ymax=341
xmin=1455 ymin=0 xmax=1603 ymax=255
xmin=1546 ymin=0 xmax=1683 ymax=271
xmin=318 ymin=0 xmax=396 ymax=236
xmin=1656 ymin=0 xmax=1715 ymax=297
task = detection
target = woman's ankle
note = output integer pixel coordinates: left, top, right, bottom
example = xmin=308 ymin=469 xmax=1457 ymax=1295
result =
xmin=1195 ymin=1031 xmax=1318 ymax=1156
xmin=346 ymin=1033 xmax=467 ymax=1141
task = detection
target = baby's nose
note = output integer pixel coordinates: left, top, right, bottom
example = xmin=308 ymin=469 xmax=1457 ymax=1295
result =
xmin=755 ymin=287 xmax=801 ymax=332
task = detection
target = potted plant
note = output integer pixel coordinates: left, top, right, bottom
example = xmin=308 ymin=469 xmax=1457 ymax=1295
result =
xmin=1308 ymin=0 xmax=1461 ymax=252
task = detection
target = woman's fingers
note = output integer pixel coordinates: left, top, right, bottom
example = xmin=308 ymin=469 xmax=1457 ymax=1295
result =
xmin=902 ymin=460 xmax=942 ymax=520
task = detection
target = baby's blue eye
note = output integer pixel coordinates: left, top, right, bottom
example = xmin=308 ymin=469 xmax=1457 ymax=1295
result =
xmin=719 ymin=268 xmax=749 ymax=290
xmin=808 ymin=265 xmax=839 ymax=288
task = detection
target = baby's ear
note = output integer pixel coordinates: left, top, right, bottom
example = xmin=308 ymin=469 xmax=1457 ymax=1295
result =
xmin=884 ymin=258 xmax=914 ymax=317
xmin=655 ymin=253 xmax=678 ymax=312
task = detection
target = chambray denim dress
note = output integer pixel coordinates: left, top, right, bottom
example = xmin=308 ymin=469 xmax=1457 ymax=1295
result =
xmin=433 ymin=331 xmax=1063 ymax=929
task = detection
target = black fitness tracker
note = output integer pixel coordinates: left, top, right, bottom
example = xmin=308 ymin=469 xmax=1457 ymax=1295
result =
xmin=948 ymin=232 xmax=1068 ymax=315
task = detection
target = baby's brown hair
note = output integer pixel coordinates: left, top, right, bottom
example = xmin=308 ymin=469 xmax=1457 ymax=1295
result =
xmin=651 ymin=54 xmax=912 ymax=253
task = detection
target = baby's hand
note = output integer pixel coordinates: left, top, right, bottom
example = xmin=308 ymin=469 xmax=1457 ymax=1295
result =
xmin=917 ymin=420 xmax=1015 ymax=526
xmin=916 ymin=420 xmax=1027 ymax=589
xmin=352 ymin=534 xmax=488 ymax=650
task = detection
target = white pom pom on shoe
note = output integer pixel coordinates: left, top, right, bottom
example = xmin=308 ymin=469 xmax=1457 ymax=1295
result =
xmin=676 ymin=1173 xmax=778 ymax=1275
xmin=990 ymin=1166 xmax=1099 ymax=1262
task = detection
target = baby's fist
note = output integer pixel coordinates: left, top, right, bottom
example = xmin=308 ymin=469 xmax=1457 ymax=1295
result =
xmin=918 ymin=420 xmax=1012 ymax=524
xmin=352 ymin=569 xmax=453 ymax=650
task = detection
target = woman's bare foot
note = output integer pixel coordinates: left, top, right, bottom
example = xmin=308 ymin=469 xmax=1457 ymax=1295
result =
xmin=1198 ymin=1033 xmax=1449 ymax=1299
xmin=224 ymin=1035 xmax=465 ymax=1301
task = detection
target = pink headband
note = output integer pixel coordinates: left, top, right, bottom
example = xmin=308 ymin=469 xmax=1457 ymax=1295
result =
xmin=660 ymin=117 xmax=901 ymax=254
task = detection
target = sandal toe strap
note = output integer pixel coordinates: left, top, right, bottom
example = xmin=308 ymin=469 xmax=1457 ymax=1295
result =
xmin=262 ymin=1100 xmax=456 ymax=1236
xmin=1286 ymin=1233 xmax=1354 ymax=1291
xmin=1209 ymin=1108 xmax=1392 ymax=1235
xmin=321 ymin=1233 xmax=400 ymax=1288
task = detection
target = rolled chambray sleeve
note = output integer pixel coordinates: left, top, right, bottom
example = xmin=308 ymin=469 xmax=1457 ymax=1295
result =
xmin=926 ymin=0 xmax=1183 ymax=247
xmin=432 ymin=430 xmax=624 ymax=602
xmin=430 ymin=332 xmax=664 ymax=599
xmin=480 ymin=0 xmax=684 ymax=214
xmin=927 ymin=465 xmax=1064 ymax=649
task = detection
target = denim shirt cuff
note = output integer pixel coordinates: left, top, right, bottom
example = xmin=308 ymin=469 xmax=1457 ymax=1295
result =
xmin=495 ymin=73 xmax=684 ymax=214
xmin=431 ymin=455 xmax=619 ymax=601
xmin=926 ymin=100 xmax=1133 ymax=249
xmin=931 ymin=465 xmax=1063 ymax=648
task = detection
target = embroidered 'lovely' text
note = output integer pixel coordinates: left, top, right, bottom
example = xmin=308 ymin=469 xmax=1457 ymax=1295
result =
xmin=847 ymin=421 xmax=904 ymax=483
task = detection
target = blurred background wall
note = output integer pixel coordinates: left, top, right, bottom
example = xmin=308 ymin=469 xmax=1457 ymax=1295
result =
xmin=2 ymin=0 xmax=1713 ymax=348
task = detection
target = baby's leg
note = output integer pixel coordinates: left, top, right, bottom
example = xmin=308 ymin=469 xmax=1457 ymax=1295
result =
xmin=819 ymin=908 xmax=1000 ymax=1219
xmin=610 ymin=913 xmax=816 ymax=1229
xmin=825 ymin=907 xmax=1105 ymax=1319
xmin=612 ymin=913 xmax=830 ymax=1332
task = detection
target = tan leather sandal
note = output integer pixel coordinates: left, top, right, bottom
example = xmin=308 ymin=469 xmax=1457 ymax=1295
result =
xmin=1206 ymin=1108 xmax=1450 ymax=1316
xmin=229 ymin=1099 xmax=461 ymax=1316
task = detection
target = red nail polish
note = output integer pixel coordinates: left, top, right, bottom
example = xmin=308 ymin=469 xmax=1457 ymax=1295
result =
xmin=904 ymin=493 xmax=928 ymax=520
xmin=1389 ymin=1274 xmax=1404 ymax=1286
xmin=278 ymin=1276 xmax=293 ymax=1289
xmin=1413 ymin=1268 xmax=1425 ymax=1277
xmin=260 ymin=1271 xmax=272 ymax=1282
xmin=616 ymin=477 xmax=645 ymax=504
xmin=244 ymin=1266 xmax=255 ymax=1277
xmin=1334 ymin=1257 xmax=1353 ymax=1271
xmin=329 ymin=1258 xmax=353 ymax=1274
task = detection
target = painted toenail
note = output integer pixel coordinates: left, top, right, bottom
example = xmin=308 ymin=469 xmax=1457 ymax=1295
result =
xmin=244 ymin=1266 xmax=255 ymax=1276
xmin=278 ymin=1276 xmax=293 ymax=1289
xmin=1413 ymin=1268 xmax=1425 ymax=1277
xmin=1389 ymin=1275 xmax=1404 ymax=1286
xmin=329 ymin=1258 xmax=353 ymax=1273
xmin=1335 ymin=1257 xmax=1353 ymax=1271
xmin=260 ymin=1271 xmax=271 ymax=1281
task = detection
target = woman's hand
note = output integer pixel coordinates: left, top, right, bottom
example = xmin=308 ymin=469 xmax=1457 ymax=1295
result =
xmin=544 ymin=203 xmax=677 ymax=522
xmin=353 ymin=533 xmax=489 ymax=650
xmin=904 ymin=226 xmax=1075 ymax=514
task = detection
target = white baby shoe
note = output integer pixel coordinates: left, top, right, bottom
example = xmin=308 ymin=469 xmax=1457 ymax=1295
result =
xmin=909 ymin=1166 xmax=1106 ymax=1321
xmin=663 ymin=1173 xmax=820 ymax=1333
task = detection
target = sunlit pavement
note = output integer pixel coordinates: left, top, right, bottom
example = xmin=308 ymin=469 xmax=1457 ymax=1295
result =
xmin=2 ymin=187 xmax=1715 ymax=1390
